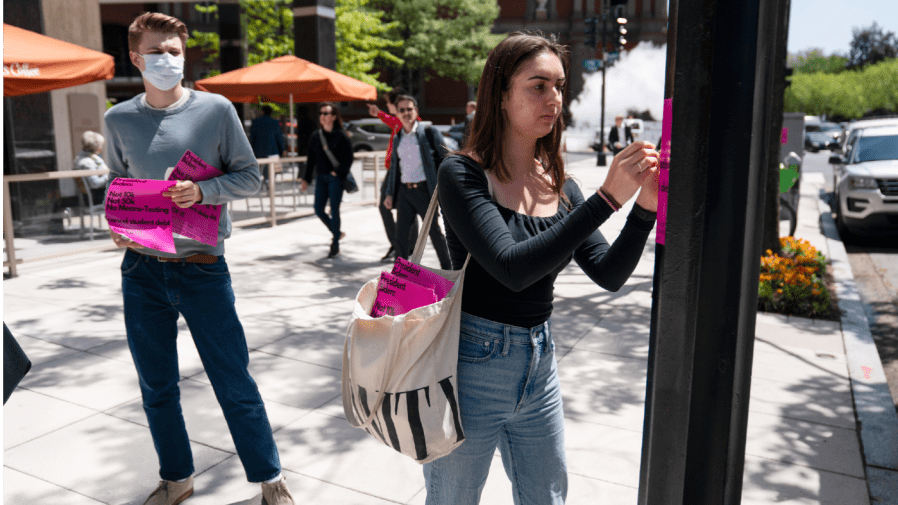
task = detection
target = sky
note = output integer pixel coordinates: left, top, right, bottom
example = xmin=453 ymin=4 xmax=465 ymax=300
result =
xmin=787 ymin=0 xmax=898 ymax=55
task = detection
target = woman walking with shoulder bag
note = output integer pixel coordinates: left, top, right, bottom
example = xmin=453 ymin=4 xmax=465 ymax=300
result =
xmin=429 ymin=31 xmax=660 ymax=504
xmin=302 ymin=102 xmax=354 ymax=258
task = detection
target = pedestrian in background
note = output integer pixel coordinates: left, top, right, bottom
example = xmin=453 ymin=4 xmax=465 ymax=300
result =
xmin=105 ymin=11 xmax=294 ymax=505
xmin=429 ymin=31 xmax=659 ymax=504
xmin=73 ymin=130 xmax=109 ymax=204
xmin=462 ymin=100 xmax=476 ymax=149
xmin=249 ymin=105 xmax=285 ymax=183
xmin=383 ymin=95 xmax=452 ymax=270
xmin=302 ymin=102 xmax=353 ymax=259
xmin=367 ymin=87 xmax=418 ymax=263
xmin=608 ymin=114 xmax=634 ymax=155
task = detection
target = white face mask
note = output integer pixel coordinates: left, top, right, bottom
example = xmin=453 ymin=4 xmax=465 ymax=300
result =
xmin=136 ymin=52 xmax=184 ymax=91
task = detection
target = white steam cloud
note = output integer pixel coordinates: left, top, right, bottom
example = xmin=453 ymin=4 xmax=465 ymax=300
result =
xmin=570 ymin=43 xmax=667 ymax=129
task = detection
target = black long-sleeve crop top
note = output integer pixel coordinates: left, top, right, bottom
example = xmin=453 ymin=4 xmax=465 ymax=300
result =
xmin=437 ymin=154 xmax=657 ymax=328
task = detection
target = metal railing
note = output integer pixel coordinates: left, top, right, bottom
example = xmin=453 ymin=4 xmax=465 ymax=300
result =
xmin=3 ymin=151 xmax=386 ymax=277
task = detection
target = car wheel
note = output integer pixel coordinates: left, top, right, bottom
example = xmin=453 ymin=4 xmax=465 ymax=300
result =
xmin=833 ymin=195 xmax=854 ymax=243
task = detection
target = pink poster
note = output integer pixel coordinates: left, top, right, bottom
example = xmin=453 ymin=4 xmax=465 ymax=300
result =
xmin=168 ymin=150 xmax=224 ymax=247
xmin=656 ymin=98 xmax=672 ymax=245
xmin=105 ymin=178 xmax=178 ymax=253
xmin=370 ymin=272 xmax=437 ymax=318
xmin=391 ymin=256 xmax=455 ymax=300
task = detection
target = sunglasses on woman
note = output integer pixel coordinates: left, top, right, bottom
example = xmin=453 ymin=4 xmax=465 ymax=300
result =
xmin=319 ymin=111 xmax=337 ymax=116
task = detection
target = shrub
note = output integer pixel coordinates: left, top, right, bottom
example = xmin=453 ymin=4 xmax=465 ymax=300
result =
xmin=758 ymin=237 xmax=836 ymax=319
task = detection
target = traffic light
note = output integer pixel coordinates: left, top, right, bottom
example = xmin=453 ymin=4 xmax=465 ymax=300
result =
xmin=617 ymin=15 xmax=628 ymax=50
xmin=584 ymin=17 xmax=598 ymax=47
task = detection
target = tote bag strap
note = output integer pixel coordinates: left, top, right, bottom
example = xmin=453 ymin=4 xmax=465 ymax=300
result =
xmin=410 ymin=183 xmax=473 ymax=269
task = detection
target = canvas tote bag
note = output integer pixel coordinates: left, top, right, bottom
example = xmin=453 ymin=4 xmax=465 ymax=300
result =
xmin=342 ymin=187 xmax=470 ymax=464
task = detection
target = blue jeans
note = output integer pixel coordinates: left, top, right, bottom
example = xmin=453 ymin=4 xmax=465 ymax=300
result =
xmin=423 ymin=313 xmax=567 ymax=505
xmin=121 ymin=249 xmax=281 ymax=482
xmin=314 ymin=172 xmax=343 ymax=246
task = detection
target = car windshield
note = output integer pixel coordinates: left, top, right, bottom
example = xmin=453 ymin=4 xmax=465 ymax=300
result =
xmin=853 ymin=135 xmax=898 ymax=162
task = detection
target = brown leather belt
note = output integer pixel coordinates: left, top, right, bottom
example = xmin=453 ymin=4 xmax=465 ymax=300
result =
xmin=404 ymin=182 xmax=425 ymax=189
xmin=137 ymin=250 xmax=219 ymax=264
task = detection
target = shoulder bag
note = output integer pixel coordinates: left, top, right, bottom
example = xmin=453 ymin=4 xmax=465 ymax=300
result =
xmin=342 ymin=188 xmax=470 ymax=463
xmin=318 ymin=129 xmax=358 ymax=193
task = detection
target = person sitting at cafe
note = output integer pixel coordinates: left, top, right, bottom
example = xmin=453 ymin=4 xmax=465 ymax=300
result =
xmin=73 ymin=130 xmax=110 ymax=204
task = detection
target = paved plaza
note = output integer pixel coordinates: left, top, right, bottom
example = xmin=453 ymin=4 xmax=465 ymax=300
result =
xmin=4 ymin=158 xmax=897 ymax=504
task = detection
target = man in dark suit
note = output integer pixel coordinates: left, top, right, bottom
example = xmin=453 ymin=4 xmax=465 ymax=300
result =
xmin=382 ymin=95 xmax=452 ymax=270
xmin=249 ymin=105 xmax=285 ymax=182
xmin=608 ymin=115 xmax=634 ymax=155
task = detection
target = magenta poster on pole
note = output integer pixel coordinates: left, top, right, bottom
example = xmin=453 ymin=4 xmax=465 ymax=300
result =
xmin=105 ymin=178 xmax=178 ymax=253
xmin=656 ymin=98 xmax=672 ymax=245
xmin=168 ymin=150 xmax=224 ymax=247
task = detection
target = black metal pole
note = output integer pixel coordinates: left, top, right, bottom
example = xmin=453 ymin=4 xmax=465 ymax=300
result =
xmin=597 ymin=6 xmax=607 ymax=166
xmin=638 ymin=0 xmax=675 ymax=497
xmin=292 ymin=0 xmax=337 ymax=70
xmin=219 ymin=0 xmax=245 ymax=121
xmin=637 ymin=0 xmax=783 ymax=501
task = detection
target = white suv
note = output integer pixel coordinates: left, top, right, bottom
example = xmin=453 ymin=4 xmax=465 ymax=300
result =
xmin=830 ymin=123 xmax=898 ymax=237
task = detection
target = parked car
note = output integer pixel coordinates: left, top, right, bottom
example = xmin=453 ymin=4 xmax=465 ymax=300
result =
xmin=344 ymin=119 xmax=392 ymax=152
xmin=805 ymin=121 xmax=841 ymax=152
xmin=838 ymin=117 xmax=898 ymax=153
xmin=830 ymin=123 xmax=898 ymax=237
xmin=625 ymin=118 xmax=644 ymax=140
xmin=346 ymin=119 xmax=459 ymax=154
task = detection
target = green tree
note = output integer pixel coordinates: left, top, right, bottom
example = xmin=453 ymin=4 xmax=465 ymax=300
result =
xmin=186 ymin=3 xmax=221 ymax=77
xmin=374 ymin=0 xmax=506 ymax=95
xmin=187 ymin=0 xmax=397 ymax=104
xmin=784 ymin=58 xmax=898 ymax=118
xmin=848 ymin=21 xmax=898 ymax=70
xmin=186 ymin=1 xmax=294 ymax=116
xmin=336 ymin=0 xmax=404 ymax=91
xmin=242 ymin=0 xmax=293 ymax=67
xmin=788 ymin=48 xmax=847 ymax=74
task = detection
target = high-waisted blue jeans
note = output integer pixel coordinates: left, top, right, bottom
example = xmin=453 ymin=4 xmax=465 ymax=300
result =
xmin=313 ymin=171 xmax=343 ymax=246
xmin=121 ymin=249 xmax=281 ymax=482
xmin=423 ymin=312 xmax=567 ymax=505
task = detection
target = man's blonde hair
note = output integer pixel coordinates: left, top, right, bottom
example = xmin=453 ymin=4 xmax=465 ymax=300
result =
xmin=128 ymin=12 xmax=189 ymax=53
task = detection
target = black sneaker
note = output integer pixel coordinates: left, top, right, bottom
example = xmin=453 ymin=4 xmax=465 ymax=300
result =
xmin=380 ymin=247 xmax=395 ymax=262
xmin=328 ymin=243 xmax=340 ymax=258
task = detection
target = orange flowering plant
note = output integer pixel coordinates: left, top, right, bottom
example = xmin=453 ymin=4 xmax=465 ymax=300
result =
xmin=758 ymin=236 xmax=835 ymax=318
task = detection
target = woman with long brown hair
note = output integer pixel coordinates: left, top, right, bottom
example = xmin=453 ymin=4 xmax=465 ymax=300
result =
xmin=302 ymin=102 xmax=353 ymax=258
xmin=429 ymin=32 xmax=659 ymax=504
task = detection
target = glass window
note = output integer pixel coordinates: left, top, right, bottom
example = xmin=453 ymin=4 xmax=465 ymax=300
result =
xmin=360 ymin=124 xmax=392 ymax=135
xmin=854 ymin=135 xmax=898 ymax=163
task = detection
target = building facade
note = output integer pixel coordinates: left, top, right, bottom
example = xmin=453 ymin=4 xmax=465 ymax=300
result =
xmin=4 ymin=0 xmax=110 ymax=229
xmin=343 ymin=0 xmax=668 ymax=125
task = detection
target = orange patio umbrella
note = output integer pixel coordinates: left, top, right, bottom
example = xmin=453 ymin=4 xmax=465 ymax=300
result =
xmin=3 ymin=24 xmax=115 ymax=97
xmin=195 ymin=55 xmax=377 ymax=154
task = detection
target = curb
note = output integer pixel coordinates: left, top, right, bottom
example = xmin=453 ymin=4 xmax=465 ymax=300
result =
xmin=817 ymin=189 xmax=898 ymax=502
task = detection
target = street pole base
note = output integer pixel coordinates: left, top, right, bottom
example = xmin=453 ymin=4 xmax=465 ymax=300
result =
xmin=597 ymin=152 xmax=607 ymax=166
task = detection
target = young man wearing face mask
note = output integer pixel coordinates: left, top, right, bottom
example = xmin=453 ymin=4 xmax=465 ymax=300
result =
xmin=104 ymin=12 xmax=294 ymax=505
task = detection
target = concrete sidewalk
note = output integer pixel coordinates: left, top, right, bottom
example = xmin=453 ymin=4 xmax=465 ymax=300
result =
xmin=4 ymin=159 xmax=897 ymax=504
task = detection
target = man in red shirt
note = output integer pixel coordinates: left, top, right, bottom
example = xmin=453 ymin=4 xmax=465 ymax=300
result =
xmin=368 ymin=88 xmax=418 ymax=262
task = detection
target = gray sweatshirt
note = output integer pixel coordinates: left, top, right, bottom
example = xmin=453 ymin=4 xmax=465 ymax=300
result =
xmin=105 ymin=89 xmax=261 ymax=257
